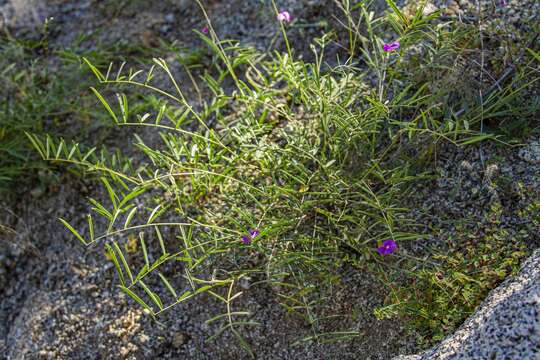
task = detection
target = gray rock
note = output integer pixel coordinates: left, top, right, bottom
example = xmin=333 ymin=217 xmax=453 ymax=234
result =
xmin=164 ymin=13 xmax=175 ymax=23
xmin=395 ymin=249 xmax=540 ymax=359
xmin=518 ymin=141 xmax=540 ymax=164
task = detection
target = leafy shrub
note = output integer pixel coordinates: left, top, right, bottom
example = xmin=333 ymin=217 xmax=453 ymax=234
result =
xmin=27 ymin=0 xmax=539 ymax=351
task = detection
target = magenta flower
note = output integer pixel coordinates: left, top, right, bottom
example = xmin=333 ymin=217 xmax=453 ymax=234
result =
xmin=242 ymin=229 xmax=260 ymax=244
xmin=277 ymin=10 xmax=292 ymax=23
xmin=383 ymin=41 xmax=400 ymax=52
xmin=201 ymin=26 xmax=209 ymax=34
xmin=377 ymin=239 xmax=397 ymax=255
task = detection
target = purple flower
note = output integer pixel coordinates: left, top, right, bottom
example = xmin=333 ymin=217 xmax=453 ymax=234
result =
xmin=500 ymin=0 xmax=508 ymax=6
xmin=383 ymin=41 xmax=400 ymax=52
xmin=242 ymin=229 xmax=260 ymax=244
xmin=377 ymin=239 xmax=397 ymax=255
xmin=277 ymin=10 xmax=292 ymax=23
xmin=201 ymin=26 xmax=209 ymax=34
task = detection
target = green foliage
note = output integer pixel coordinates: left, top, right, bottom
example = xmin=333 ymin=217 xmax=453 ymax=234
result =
xmin=374 ymin=179 xmax=539 ymax=345
xmin=27 ymin=0 xmax=539 ymax=353
xmin=375 ymin=225 xmax=527 ymax=344
xmin=0 ymin=32 xmax=104 ymax=192
xmin=0 ymin=22 xmax=177 ymax=194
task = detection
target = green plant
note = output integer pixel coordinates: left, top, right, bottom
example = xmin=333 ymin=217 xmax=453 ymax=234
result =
xmin=373 ymin=173 xmax=538 ymax=345
xmin=0 ymin=25 xmax=181 ymax=194
xmin=374 ymin=224 xmax=527 ymax=345
xmin=27 ymin=0 xmax=539 ymax=353
xmin=0 ymin=31 xmax=104 ymax=192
